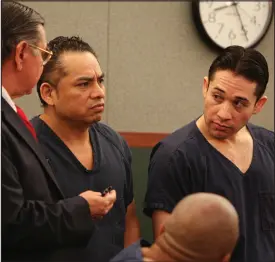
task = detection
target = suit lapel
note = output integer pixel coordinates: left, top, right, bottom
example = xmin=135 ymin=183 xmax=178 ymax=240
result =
xmin=1 ymin=98 xmax=64 ymax=197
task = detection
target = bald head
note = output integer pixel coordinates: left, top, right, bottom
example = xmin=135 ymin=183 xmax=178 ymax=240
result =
xmin=156 ymin=193 xmax=239 ymax=262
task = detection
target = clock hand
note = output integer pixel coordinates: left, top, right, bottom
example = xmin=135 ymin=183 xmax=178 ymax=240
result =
xmin=233 ymin=3 xmax=249 ymax=41
xmin=213 ymin=2 xmax=237 ymax=12
xmin=237 ymin=5 xmax=252 ymax=19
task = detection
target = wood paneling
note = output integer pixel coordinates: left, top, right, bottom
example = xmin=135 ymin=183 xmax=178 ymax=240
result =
xmin=119 ymin=132 xmax=168 ymax=147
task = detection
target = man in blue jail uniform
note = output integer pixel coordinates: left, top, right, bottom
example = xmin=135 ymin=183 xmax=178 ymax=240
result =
xmin=31 ymin=36 xmax=140 ymax=262
xmin=144 ymin=46 xmax=274 ymax=262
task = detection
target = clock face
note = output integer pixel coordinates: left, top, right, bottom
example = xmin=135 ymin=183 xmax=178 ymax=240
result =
xmin=197 ymin=1 xmax=273 ymax=49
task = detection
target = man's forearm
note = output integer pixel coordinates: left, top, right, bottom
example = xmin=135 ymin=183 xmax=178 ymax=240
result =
xmin=124 ymin=201 xmax=141 ymax=247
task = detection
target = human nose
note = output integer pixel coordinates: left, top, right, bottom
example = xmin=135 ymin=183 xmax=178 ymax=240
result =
xmin=90 ymin=81 xmax=105 ymax=99
xmin=217 ymin=102 xmax=232 ymax=120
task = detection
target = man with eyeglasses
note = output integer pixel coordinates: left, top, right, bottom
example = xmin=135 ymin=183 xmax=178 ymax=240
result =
xmin=2 ymin=2 xmax=116 ymax=261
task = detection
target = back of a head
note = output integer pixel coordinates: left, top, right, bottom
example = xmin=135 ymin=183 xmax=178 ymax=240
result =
xmin=208 ymin=45 xmax=269 ymax=100
xmin=158 ymin=193 xmax=239 ymax=262
xmin=2 ymin=1 xmax=44 ymax=64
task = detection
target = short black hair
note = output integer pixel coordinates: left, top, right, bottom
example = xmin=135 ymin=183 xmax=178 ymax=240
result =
xmin=208 ymin=45 xmax=269 ymax=101
xmin=2 ymin=1 xmax=45 ymax=64
xmin=37 ymin=36 xmax=97 ymax=106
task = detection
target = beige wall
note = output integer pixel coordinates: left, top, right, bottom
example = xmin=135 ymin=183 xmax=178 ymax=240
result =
xmin=18 ymin=2 xmax=274 ymax=132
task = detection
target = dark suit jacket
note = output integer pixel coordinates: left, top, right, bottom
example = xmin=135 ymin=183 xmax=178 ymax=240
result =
xmin=1 ymin=98 xmax=95 ymax=261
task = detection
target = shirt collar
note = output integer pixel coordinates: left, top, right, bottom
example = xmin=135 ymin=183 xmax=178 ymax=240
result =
xmin=2 ymin=86 xmax=17 ymax=112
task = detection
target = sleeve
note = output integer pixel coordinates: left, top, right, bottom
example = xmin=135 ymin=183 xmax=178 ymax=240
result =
xmin=121 ymin=137 xmax=134 ymax=208
xmin=143 ymin=142 xmax=192 ymax=217
xmin=263 ymin=129 xmax=274 ymax=156
xmin=1 ymin=134 xmax=95 ymax=251
xmin=252 ymin=125 xmax=274 ymax=156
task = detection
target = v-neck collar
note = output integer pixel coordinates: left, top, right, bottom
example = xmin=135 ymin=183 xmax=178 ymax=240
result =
xmin=36 ymin=117 xmax=99 ymax=174
xmin=195 ymin=122 xmax=256 ymax=176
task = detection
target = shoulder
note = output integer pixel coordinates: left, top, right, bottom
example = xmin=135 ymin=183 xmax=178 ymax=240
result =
xmin=110 ymin=240 xmax=142 ymax=262
xmin=151 ymin=120 xmax=203 ymax=163
xmin=1 ymin=120 xmax=10 ymax=149
xmin=30 ymin=115 xmax=45 ymax=133
xmin=248 ymin=123 xmax=274 ymax=153
xmin=91 ymin=122 xmax=131 ymax=158
xmin=30 ymin=115 xmax=54 ymax=142
xmin=93 ymin=122 xmax=121 ymax=139
xmin=248 ymin=122 xmax=274 ymax=139
xmin=92 ymin=122 xmax=127 ymax=147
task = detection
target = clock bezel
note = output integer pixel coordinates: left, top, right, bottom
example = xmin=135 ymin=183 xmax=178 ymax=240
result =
xmin=191 ymin=1 xmax=274 ymax=51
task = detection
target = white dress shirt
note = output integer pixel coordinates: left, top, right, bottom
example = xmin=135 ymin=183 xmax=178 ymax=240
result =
xmin=2 ymin=86 xmax=17 ymax=112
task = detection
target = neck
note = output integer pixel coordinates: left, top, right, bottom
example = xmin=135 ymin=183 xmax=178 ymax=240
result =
xmin=40 ymin=110 xmax=90 ymax=144
xmin=141 ymin=243 xmax=174 ymax=262
xmin=2 ymin=63 xmax=22 ymax=99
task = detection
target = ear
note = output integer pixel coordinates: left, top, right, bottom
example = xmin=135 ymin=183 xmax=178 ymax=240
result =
xmin=253 ymin=96 xmax=267 ymax=115
xmin=203 ymin=76 xmax=209 ymax=99
xmin=15 ymin=41 xmax=29 ymax=71
xmin=40 ymin=82 xmax=57 ymax=106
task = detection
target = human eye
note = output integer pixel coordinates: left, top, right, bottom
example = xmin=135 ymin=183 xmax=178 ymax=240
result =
xmin=98 ymin=76 xmax=105 ymax=85
xmin=77 ymin=82 xmax=90 ymax=88
xmin=233 ymin=100 xmax=246 ymax=109
xmin=212 ymin=93 xmax=223 ymax=102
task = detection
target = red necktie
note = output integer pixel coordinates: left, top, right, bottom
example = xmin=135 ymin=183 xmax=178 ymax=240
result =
xmin=16 ymin=106 xmax=37 ymax=140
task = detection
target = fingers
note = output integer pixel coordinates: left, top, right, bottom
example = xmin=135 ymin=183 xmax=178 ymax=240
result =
xmin=99 ymin=201 xmax=114 ymax=217
xmin=80 ymin=189 xmax=117 ymax=218
xmin=105 ymin=203 xmax=114 ymax=213
xmin=104 ymin=190 xmax=116 ymax=211
xmin=105 ymin=190 xmax=117 ymax=203
xmin=79 ymin=190 xmax=102 ymax=199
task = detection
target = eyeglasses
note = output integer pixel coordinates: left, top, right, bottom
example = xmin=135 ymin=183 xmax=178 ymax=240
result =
xmin=29 ymin=44 xmax=53 ymax=66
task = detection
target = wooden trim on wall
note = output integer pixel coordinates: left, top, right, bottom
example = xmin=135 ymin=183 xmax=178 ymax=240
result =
xmin=119 ymin=132 xmax=169 ymax=148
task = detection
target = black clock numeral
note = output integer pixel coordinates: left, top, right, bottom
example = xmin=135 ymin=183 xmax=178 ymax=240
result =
xmin=215 ymin=23 xmax=224 ymax=38
xmin=251 ymin=16 xmax=256 ymax=24
xmin=254 ymin=2 xmax=261 ymax=11
xmin=241 ymin=25 xmax=248 ymax=37
xmin=208 ymin=12 xmax=216 ymax=23
xmin=218 ymin=23 xmax=224 ymax=33
xmin=228 ymin=30 xmax=236 ymax=40
xmin=253 ymin=2 xmax=265 ymax=12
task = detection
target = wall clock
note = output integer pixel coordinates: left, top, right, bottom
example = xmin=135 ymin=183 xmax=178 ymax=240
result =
xmin=192 ymin=1 xmax=273 ymax=50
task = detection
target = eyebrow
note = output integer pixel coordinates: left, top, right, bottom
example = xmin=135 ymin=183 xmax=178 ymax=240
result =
xmin=76 ymin=73 xmax=105 ymax=82
xmin=213 ymin=87 xmax=249 ymax=102
xmin=98 ymin=73 xmax=105 ymax=79
xmin=213 ymin=87 xmax=225 ymax=93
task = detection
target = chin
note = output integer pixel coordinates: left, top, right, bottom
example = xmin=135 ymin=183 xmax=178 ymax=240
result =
xmin=25 ymin=89 xmax=33 ymax=95
xmin=94 ymin=113 xmax=103 ymax=121
xmin=85 ymin=115 xmax=102 ymax=124
xmin=210 ymin=130 xmax=229 ymax=140
xmin=94 ymin=116 xmax=102 ymax=122
xmin=214 ymin=135 xmax=228 ymax=140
